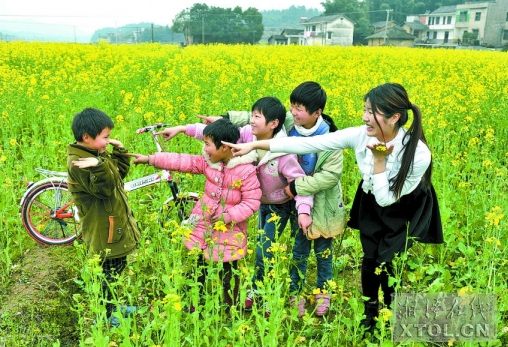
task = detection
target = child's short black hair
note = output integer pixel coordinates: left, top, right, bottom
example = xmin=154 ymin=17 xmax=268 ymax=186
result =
xmin=72 ymin=108 xmax=114 ymax=142
xmin=203 ymin=118 xmax=240 ymax=149
xmin=251 ymin=97 xmax=286 ymax=135
xmin=290 ymin=81 xmax=327 ymax=115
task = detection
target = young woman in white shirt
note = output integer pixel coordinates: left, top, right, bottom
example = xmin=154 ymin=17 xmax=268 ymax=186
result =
xmin=223 ymin=83 xmax=443 ymax=334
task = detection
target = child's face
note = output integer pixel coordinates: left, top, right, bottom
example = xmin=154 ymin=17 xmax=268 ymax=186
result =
xmin=290 ymin=103 xmax=320 ymax=129
xmin=250 ymin=110 xmax=278 ymax=140
xmin=82 ymin=127 xmax=111 ymax=153
xmin=203 ymin=135 xmax=227 ymax=163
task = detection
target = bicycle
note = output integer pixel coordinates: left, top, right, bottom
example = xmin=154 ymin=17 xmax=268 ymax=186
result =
xmin=19 ymin=123 xmax=200 ymax=246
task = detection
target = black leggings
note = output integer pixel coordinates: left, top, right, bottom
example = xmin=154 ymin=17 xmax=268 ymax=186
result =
xmin=193 ymin=256 xmax=239 ymax=307
xmin=101 ymin=256 xmax=127 ymax=317
xmin=361 ymin=257 xmax=395 ymax=307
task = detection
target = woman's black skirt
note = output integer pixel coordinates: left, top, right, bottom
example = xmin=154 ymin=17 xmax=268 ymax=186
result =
xmin=348 ymin=180 xmax=443 ymax=263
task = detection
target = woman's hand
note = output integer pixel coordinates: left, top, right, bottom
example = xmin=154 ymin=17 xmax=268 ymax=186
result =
xmin=366 ymin=143 xmax=394 ymax=159
xmin=222 ymin=139 xmax=270 ymax=156
xmin=366 ymin=143 xmax=394 ymax=174
xmin=221 ymin=141 xmax=256 ymax=156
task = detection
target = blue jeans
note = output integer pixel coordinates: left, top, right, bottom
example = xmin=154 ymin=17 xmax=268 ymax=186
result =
xmin=290 ymin=229 xmax=333 ymax=294
xmin=252 ymin=201 xmax=299 ymax=291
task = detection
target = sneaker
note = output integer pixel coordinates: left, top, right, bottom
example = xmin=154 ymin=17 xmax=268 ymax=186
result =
xmin=245 ymin=289 xmax=255 ymax=311
xmin=290 ymin=295 xmax=306 ymax=317
xmin=115 ymin=305 xmax=137 ymax=317
xmin=315 ymin=293 xmax=331 ymax=316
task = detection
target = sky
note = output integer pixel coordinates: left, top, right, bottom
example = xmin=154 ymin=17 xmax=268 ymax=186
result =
xmin=0 ymin=0 xmax=325 ymax=41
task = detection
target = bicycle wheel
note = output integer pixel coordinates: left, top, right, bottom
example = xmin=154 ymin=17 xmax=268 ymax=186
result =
xmin=21 ymin=182 xmax=81 ymax=245
xmin=159 ymin=195 xmax=199 ymax=227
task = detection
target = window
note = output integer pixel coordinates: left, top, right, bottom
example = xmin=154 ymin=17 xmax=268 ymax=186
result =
xmin=458 ymin=11 xmax=468 ymax=22
xmin=311 ymin=25 xmax=316 ymax=31
xmin=436 ymin=17 xmax=440 ymax=25
xmin=327 ymin=32 xmax=332 ymax=39
xmin=475 ymin=12 xmax=481 ymax=21
xmin=433 ymin=32 xmax=437 ymax=39
xmin=414 ymin=30 xmax=420 ymax=38
xmin=472 ymin=29 xmax=479 ymax=38
xmin=428 ymin=17 xmax=431 ymax=25
xmin=447 ymin=16 xmax=452 ymax=24
xmin=506 ymin=12 xmax=508 ymax=21
xmin=504 ymin=30 xmax=508 ymax=40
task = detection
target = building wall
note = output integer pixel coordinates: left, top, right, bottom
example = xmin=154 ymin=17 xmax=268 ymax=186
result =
xmin=368 ymin=38 xmax=414 ymax=47
xmin=455 ymin=0 xmax=508 ymax=47
xmin=303 ymin=18 xmax=354 ymax=46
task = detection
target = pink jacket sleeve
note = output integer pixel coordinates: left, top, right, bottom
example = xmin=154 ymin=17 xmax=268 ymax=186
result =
xmin=278 ymin=154 xmax=313 ymax=215
xmin=148 ymin=152 xmax=206 ymax=174
xmin=222 ymin=166 xmax=261 ymax=225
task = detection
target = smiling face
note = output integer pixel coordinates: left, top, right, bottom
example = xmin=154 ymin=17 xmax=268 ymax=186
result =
xmin=203 ymin=135 xmax=227 ymax=163
xmin=290 ymin=103 xmax=320 ymax=129
xmin=81 ymin=127 xmax=111 ymax=153
xmin=362 ymin=99 xmax=399 ymax=143
xmin=250 ymin=110 xmax=278 ymax=140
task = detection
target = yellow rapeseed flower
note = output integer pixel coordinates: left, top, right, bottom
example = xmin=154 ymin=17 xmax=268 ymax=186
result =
xmin=213 ymin=221 xmax=228 ymax=233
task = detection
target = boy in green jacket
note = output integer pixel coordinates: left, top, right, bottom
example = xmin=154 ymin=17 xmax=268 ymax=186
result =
xmin=67 ymin=107 xmax=140 ymax=327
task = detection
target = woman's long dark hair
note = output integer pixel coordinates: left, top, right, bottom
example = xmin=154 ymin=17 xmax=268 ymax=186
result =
xmin=365 ymin=83 xmax=432 ymax=200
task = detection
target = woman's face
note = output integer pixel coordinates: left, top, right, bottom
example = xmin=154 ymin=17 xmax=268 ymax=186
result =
xmin=362 ymin=99 xmax=396 ymax=142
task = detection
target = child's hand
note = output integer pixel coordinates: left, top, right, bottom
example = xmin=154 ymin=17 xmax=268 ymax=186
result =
xmin=73 ymin=157 xmax=99 ymax=169
xmin=197 ymin=115 xmax=221 ymax=125
xmin=298 ymin=213 xmax=312 ymax=235
xmin=284 ymin=185 xmax=294 ymax=199
xmin=155 ymin=125 xmax=186 ymax=141
xmin=109 ymin=139 xmax=124 ymax=148
xmin=126 ymin=153 xmax=149 ymax=165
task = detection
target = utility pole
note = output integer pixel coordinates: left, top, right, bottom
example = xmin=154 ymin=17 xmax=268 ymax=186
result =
xmin=383 ymin=9 xmax=393 ymax=45
xmin=151 ymin=23 xmax=154 ymax=43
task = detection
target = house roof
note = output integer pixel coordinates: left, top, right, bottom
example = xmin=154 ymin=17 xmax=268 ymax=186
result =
xmin=431 ymin=5 xmax=457 ymax=14
xmin=282 ymin=29 xmax=304 ymax=35
xmin=304 ymin=14 xmax=349 ymax=24
xmin=269 ymin=35 xmax=287 ymax=41
xmin=365 ymin=26 xmax=416 ymax=40
xmin=372 ymin=20 xmax=396 ymax=29
xmin=403 ymin=21 xmax=428 ymax=30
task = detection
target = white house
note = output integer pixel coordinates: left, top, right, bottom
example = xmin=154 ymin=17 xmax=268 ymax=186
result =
xmin=301 ymin=14 xmax=354 ymax=46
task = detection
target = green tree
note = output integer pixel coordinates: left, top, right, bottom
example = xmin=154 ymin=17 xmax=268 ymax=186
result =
xmin=172 ymin=3 xmax=263 ymax=44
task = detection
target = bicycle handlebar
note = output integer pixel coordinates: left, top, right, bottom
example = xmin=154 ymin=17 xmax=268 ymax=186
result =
xmin=136 ymin=123 xmax=171 ymax=134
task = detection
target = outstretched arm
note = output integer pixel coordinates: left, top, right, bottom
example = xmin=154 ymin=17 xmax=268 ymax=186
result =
xmin=222 ymin=140 xmax=270 ymax=156
xmin=154 ymin=125 xmax=187 ymax=141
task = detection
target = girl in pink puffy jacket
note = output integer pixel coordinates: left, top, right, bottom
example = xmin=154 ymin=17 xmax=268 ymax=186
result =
xmin=129 ymin=119 xmax=261 ymax=315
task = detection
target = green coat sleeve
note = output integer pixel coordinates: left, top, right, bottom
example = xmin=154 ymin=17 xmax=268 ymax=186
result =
xmin=294 ymin=150 xmax=343 ymax=196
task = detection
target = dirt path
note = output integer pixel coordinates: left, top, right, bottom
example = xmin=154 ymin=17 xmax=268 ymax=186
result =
xmin=0 ymin=244 xmax=80 ymax=347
